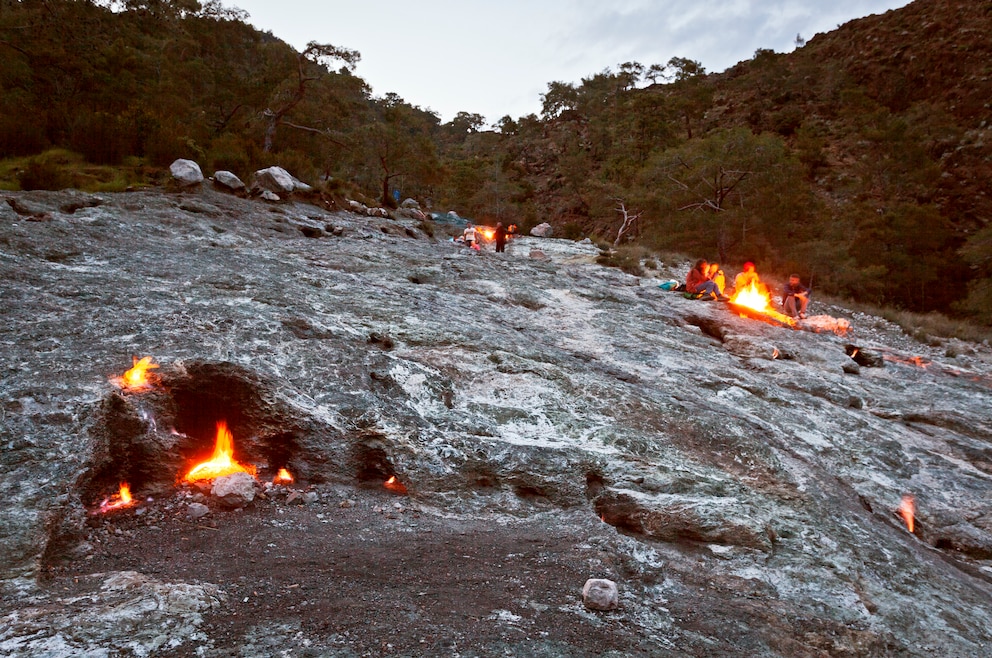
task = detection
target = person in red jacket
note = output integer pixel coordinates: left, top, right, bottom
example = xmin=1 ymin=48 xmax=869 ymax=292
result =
xmin=685 ymin=259 xmax=726 ymax=300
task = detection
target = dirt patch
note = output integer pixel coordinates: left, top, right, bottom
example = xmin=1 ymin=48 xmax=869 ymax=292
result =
xmin=33 ymin=484 xmax=657 ymax=657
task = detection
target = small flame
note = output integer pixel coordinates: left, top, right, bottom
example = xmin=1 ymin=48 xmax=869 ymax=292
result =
xmin=273 ymin=468 xmax=294 ymax=485
xmin=98 ymin=482 xmax=134 ymax=513
xmin=899 ymin=495 xmax=915 ymax=534
xmin=184 ymin=421 xmax=257 ymax=483
xmin=851 ymin=348 xmax=860 ymax=359
xmin=113 ymin=356 xmax=160 ymax=391
xmin=384 ymin=475 xmax=408 ymax=494
xmin=478 ymin=227 xmax=495 ymax=241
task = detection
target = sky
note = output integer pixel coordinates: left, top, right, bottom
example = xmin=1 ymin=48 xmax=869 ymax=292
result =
xmin=223 ymin=0 xmax=913 ymax=126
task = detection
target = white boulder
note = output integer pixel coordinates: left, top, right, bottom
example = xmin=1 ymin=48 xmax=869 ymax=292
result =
xmin=170 ymin=159 xmax=204 ymax=186
xmin=582 ymin=578 xmax=619 ymax=611
xmin=530 ymin=222 xmax=554 ymax=237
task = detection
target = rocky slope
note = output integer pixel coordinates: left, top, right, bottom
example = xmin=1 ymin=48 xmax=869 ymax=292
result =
xmin=1 ymin=188 xmax=991 ymax=657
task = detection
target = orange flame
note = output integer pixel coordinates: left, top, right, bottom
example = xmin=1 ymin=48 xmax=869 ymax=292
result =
xmin=273 ymin=468 xmax=294 ymax=485
xmin=98 ymin=482 xmax=134 ymax=513
xmin=113 ymin=356 xmax=160 ymax=391
xmin=183 ymin=421 xmax=257 ymax=483
xmin=478 ymin=227 xmax=495 ymax=241
xmin=730 ymin=283 xmax=796 ymax=326
xmin=384 ymin=475 xmax=408 ymax=494
xmin=899 ymin=495 xmax=915 ymax=533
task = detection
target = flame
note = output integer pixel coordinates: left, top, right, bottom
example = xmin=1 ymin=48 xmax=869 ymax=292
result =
xmin=899 ymin=495 xmax=915 ymax=533
xmin=384 ymin=475 xmax=408 ymax=494
xmin=273 ymin=468 xmax=294 ymax=485
xmin=478 ymin=227 xmax=495 ymax=241
xmin=113 ymin=356 xmax=160 ymax=391
xmin=98 ymin=482 xmax=134 ymax=513
xmin=184 ymin=421 xmax=257 ymax=483
xmin=730 ymin=283 xmax=796 ymax=326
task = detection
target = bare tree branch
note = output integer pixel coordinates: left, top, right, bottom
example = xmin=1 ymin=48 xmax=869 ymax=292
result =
xmin=613 ymin=199 xmax=643 ymax=247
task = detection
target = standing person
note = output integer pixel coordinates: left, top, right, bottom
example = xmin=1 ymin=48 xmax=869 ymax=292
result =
xmin=493 ymin=222 xmax=508 ymax=253
xmin=707 ymin=263 xmax=726 ymax=296
xmin=782 ymin=274 xmax=811 ymax=319
xmin=462 ymin=224 xmax=478 ymax=250
xmin=686 ymin=259 xmax=725 ymax=300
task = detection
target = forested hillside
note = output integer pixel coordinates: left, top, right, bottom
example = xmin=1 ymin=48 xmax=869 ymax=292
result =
xmin=1 ymin=0 xmax=990 ymax=321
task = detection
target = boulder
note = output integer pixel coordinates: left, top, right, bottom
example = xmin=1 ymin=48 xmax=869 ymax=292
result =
xmin=169 ymin=159 xmax=204 ymax=187
xmin=260 ymin=190 xmax=280 ymax=202
xmin=253 ymin=166 xmax=311 ymax=195
xmin=530 ymin=222 xmax=553 ymax=237
xmin=582 ymin=578 xmax=619 ymax=611
xmin=210 ymin=472 xmax=256 ymax=508
xmin=212 ymin=171 xmax=246 ymax=192
xmin=401 ymin=198 xmax=420 ymax=209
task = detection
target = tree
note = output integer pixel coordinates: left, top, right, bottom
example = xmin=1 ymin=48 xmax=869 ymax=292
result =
xmin=540 ymin=81 xmax=578 ymax=120
xmin=262 ymin=41 xmax=359 ymax=152
xmin=664 ymin=57 xmax=705 ymax=82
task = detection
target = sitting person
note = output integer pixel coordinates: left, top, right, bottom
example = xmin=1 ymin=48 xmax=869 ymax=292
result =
xmin=781 ymin=274 xmax=811 ymax=319
xmin=686 ymin=259 xmax=726 ymax=300
xmin=733 ymin=261 xmax=760 ymax=294
xmin=707 ymin=263 xmax=726 ymax=296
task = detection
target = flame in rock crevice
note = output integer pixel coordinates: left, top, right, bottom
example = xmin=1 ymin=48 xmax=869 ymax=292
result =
xmin=899 ymin=494 xmax=915 ymax=534
xmin=384 ymin=475 xmax=408 ymax=494
xmin=113 ymin=356 xmax=160 ymax=391
xmin=98 ymin=482 xmax=134 ymax=513
xmin=184 ymin=421 xmax=257 ymax=483
xmin=273 ymin=468 xmax=294 ymax=485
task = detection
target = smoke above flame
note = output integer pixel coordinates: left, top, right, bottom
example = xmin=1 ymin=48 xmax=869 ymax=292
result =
xmin=184 ymin=421 xmax=257 ymax=483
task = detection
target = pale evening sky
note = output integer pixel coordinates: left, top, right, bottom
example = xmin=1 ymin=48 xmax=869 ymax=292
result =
xmin=223 ymin=0 xmax=913 ymax=126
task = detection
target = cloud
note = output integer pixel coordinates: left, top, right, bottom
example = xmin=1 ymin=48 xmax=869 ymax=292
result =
xmin=227 ymin=0 xmax=911 ymax=124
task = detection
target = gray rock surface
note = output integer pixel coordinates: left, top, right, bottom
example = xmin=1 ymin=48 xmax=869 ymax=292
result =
xmin=1 ymin=187 xmax=991 ymax=656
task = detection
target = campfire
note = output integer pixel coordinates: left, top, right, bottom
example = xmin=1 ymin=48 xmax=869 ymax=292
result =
xmin=729 ymin=283 xmax=796 ymax=327
xmin=97 ymin=482 xmax=134 ymax=514
xmin=184 ymin=421 xmax=257 ymax=483
xmin=112 ymin=356 xmax=160 ymax=392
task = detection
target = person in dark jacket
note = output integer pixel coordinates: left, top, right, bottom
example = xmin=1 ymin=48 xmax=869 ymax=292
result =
xmin=494 ymin=222 xmax=508 ymax=253
xmin=686 ymin=259 xmax=725 ymax=300
xmin=782 ymin=274 xmax=811 ymax=319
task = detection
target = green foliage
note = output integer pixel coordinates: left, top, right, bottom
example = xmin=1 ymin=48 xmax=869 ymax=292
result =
xmin=596 ymin=245 xmax=646 ymax=277
xmin=18 ymin=157 xmax=71 ymax=191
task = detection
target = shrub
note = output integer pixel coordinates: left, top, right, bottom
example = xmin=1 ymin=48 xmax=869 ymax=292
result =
xmin=18 ymin=158 xmax=70 ymax=191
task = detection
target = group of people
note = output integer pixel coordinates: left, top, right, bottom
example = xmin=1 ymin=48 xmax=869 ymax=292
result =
xmin=685 ymin=259 xmax=811 ymax=319
xmin=460 ymin=223 xmax=509 ymax=253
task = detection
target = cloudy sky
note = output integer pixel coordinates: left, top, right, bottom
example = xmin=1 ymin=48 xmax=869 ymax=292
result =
xmin=224 ymin=0 xmax=912 ymax=126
